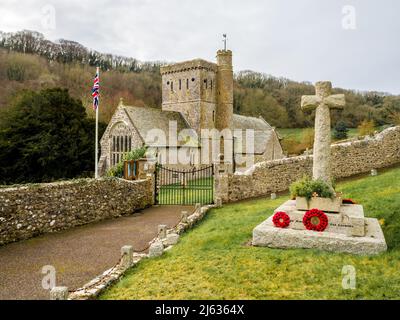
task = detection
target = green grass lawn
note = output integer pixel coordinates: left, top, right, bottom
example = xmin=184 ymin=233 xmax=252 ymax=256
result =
xmin=101 ymin=167 xmax=400 ymax=300
xmin=157 ymin=177 xmax=214 ymax=205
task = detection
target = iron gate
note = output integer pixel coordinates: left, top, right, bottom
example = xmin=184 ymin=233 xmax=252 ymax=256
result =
xmin=155 ymin=165 xmax=214 ymax=205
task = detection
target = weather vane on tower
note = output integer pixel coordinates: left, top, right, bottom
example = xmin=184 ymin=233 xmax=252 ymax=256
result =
xmin=222 ymin=34 xmax=227 ymax=51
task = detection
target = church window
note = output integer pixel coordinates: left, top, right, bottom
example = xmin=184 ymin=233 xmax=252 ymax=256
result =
xmin=212 ymin=111 xmax=215 ymax=123
xmin=210 ymin=80 xmax=213 ymax=90
xmin=186 ymin=79 xmax=189 ymax=89
xmin=110 ymin=122 xmax=132 ymax=167
xmin=179 ymin=79 xmax=182 ymax=90
xmin=204 ymin=79 xmax=208 ymax=89
xmin=192 ymin=78 xmax=195 ymax=82
xmin=167 ymin=81 xmax=170 ymax=85
xmin=171 ymin=81 xmax=174 ymax=91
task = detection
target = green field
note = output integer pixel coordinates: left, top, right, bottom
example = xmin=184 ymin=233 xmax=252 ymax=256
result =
xmin=101 ymin=166 xmax=400 ymax=300
xmin=277 ymin=128 xmax=360 ymax=142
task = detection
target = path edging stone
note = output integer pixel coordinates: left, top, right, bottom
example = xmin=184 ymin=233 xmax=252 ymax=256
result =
xmin=67 ymin=204 xmax=216 ymax=300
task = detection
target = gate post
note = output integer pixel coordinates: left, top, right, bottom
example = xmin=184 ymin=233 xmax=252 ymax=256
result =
xmin=214 ymin=164 xmax=229 ymax=204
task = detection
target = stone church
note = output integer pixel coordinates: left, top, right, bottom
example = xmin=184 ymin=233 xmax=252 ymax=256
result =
xmin=98 ymin=50 xmax=284 ymax=175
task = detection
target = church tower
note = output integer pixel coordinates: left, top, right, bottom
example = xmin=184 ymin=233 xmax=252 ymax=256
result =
xmin=160 ymin=59 xmax=217 ymax=135
xmin=215 ymin=50 xmax=234 ymax=131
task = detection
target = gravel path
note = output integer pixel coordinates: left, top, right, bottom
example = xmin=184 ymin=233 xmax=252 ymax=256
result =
xmin=0 ymin=205 xmax=193 ymax=300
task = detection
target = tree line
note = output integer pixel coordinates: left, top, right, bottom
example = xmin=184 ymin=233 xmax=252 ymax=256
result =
xmin=1 ymin=30 xmax=399 ymax=129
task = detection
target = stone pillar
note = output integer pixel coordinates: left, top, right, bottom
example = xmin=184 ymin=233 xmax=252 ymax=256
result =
xmin=195 ymin=203 xmax=201 ymax=212
xmin=146 ymin=173 xmax=155 ymax=205
xmin=214 ymin=169 xmax=229 ymax=204
xmin=121 ymin=245 xmax=133 ymax=269
xmin=181 ymin=211 xmax=189 ymax=223
xmin=158 ymin=224 xmax=167 ymax=239
xmin=149 ymin=241 xmax=164 ymax=258
xmin=50 ymin=286 xmax=69 ymax=300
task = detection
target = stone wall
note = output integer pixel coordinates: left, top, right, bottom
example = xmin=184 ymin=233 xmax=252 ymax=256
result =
xmin=0 ymin=177 xmax=154 ymax=246
xmin=218 ymin=126 xmax=400 ymax=203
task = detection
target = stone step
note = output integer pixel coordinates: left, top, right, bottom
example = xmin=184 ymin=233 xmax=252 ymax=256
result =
xmin=253 ymin=217 xmax=387 ymax=255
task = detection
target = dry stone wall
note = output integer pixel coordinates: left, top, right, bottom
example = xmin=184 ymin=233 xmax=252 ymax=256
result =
xmin=0 ymin=178 xmax=153 ymax=246
xmin=219 ymin=126 xmax=400 ymax=203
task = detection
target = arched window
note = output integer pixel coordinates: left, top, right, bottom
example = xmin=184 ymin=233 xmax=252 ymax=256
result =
xmin=110 ymin=122 xmax=132 ymax=167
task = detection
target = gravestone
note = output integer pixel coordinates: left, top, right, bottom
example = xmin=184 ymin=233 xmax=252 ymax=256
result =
xmin=252 ymin=81 xmax=387 ymax=255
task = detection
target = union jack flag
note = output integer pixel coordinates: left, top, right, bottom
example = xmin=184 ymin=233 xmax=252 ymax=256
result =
xmin=92 ymin=68 xmax=100 ymax=110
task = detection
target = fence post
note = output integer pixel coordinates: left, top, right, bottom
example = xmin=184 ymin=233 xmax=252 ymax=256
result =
xmin=121 ymin=245 xmax=133 ymax=269
xmin=181 ymin=211 xmax=188 ymax=223
xmin=158 ymin=224 xmax=167 ymax=239
xmin=154 ymin=163 xmax=158 ymax=205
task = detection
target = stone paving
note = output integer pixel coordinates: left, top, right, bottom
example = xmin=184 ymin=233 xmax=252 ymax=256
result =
xmin=0 ymin=205 xmax=193 ymax=300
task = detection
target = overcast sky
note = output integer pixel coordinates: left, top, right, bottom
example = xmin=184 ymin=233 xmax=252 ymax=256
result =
xmin=1 ymin=0 xmax=399 ymax=94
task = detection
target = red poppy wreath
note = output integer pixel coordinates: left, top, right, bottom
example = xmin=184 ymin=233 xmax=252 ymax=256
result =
xmin=272 ymin=211 xmax=290 ymax=228
xmin=303 ymin=209 xmax=329 ymax=232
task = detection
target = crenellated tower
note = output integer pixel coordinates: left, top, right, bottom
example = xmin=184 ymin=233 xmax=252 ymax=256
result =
xmin=160 ymin=59 xmax=217 ymax=135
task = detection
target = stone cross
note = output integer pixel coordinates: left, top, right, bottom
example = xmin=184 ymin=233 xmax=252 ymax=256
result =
xmin=301 ymin=81 xmax=345 ymax=186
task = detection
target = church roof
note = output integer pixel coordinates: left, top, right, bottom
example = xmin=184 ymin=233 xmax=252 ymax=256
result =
xmin=121 ymin=106 xmax=277 ymax=153
xmin=232 ymin=114 xmax=275 ymax=155
xmin=123 ymin=106 xmax=192 ymax=147
xmin=233 ymin=114 xmax=273 ymax=131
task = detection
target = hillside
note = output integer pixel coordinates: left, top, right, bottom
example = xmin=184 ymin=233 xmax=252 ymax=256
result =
xmin=1 ymin=30 xmax=399 ymax=127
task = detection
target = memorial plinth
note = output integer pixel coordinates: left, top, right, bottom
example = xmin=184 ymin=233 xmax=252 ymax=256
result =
xmin=252 ymin=199 xmax=387 ymax=255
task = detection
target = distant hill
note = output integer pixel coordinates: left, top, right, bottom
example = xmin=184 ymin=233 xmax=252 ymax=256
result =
xmin=1 ymin=30 xmax=399 ymax=127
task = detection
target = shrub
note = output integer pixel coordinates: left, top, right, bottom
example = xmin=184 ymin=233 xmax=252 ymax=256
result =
xmin=106 ymin=146 xmax=147 ymax=178
xmin=333 ymin=121 xmax=349 ymax=140
xmin=301 ymin=128 xmax=314 ymax=148
xmin=290 ymin=176 xmax=335 ymax=200
xmin=358 ymin=119 xmax=375 ymax=136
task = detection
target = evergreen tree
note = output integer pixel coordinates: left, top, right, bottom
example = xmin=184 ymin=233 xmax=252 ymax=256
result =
xmin=0 ymin=88 xmax=106 ymax=184
xmin=333 ymin=121 xmax=349 ymax=140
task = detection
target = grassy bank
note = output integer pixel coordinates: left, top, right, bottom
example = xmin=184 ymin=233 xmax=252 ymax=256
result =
xmin=277 ymin=128 xmax=361 ymax=143
xmin=101 ymin=167 xmax=400 ymax=300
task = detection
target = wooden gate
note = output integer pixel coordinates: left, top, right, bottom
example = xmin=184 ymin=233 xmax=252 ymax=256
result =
xmin=155 ymin=165 xmax=214 ymax=205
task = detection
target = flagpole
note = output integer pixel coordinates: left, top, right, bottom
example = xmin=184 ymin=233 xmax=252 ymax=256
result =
xmin=95 ymin=66 xmax=99 ymax=179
